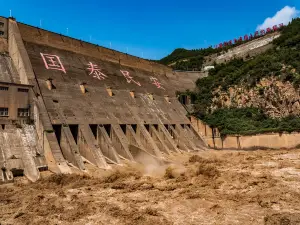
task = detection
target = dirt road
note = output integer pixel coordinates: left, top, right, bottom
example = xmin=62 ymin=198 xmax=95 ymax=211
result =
xmin=1 ymin=149 xmax=300 ymax=225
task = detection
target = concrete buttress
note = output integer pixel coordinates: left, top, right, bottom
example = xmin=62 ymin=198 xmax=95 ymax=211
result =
xmin=60 ymin=125 xmax=85 ymax=170
xmin=97 ymin=125 xmax=121 ymax=164
xmin=149 ymin=125 xmax=172 ymax=155
xmin=78 ymin=124 xmax=109 ymax=169
xmin=111 ymin=124 xmax=134 ymax=161
xmin=136 ymin=125 xmax=163 ymax=158
xmin=176 ymin=125 xmax=198 ymax=151
xmin=168 ymin=125 xmax=189 ymax=151
xmin=158 ymin=124 xmax=181 ymax=153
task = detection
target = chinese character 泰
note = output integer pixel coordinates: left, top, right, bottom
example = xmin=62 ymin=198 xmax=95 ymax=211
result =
xmin=87 ymin=62 xmax=107 ymax=80
xmin=120 ymin=70 xmax=141 ymax=86
xmin=150 ymin=77 xmax=165 ymax=90
xmin=40 ymin=53 xmax=66 ymax=73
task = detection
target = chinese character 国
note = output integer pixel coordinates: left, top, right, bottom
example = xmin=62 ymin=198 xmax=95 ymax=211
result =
xmin=40 ymin=53 xmax=66 ymax=74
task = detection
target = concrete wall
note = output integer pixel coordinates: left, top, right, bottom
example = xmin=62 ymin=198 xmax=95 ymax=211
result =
xmin=190 ymin=116 xmax=300 ymax=150
xmin=17 ymin=23 xmax=199 ymax=92
xmin=209 ymin=133 xmax=300 ymax=150
xmin=23 ymin=41 xmax=190 ymax=125
xmin=18 ymin=24 xmax=169 ymax=74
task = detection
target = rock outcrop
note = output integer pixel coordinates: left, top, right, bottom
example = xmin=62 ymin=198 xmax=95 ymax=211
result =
xmin=211 ymin=77 xmax=300 ymax=118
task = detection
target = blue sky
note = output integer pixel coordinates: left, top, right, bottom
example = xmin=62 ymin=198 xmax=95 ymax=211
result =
xmin=1 ymin=0 xmax=299 ymax=59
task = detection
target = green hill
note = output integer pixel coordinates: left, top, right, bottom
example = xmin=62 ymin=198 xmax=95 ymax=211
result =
xmin=184 ymin=18 xmax=300 ymax=135
xmin=159 ymin=29 xmax=281 ymax=70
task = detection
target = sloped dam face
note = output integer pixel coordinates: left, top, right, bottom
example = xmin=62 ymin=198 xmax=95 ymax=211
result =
xmin=0 ymin=17 xmax=206 ymax=183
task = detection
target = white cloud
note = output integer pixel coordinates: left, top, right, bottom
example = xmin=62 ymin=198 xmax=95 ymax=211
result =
xmin=257 ymin=6 xmax=299 ymax=30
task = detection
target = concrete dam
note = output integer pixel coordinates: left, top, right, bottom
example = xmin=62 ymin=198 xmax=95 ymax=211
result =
xmin=0 ymin=16 xmax=206 ymax=183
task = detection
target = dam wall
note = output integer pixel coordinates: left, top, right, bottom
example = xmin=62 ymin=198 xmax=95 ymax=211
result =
xmin=0 ymin=17 xmax=206 ymax=182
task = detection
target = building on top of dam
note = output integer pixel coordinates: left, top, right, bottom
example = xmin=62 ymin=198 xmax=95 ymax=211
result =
xmin=0 ymin=16 xmax=206 ymax=183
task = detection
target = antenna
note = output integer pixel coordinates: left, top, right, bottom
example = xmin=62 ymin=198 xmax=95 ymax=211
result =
xmin=9 ymin=9 xmax=12 ymax=17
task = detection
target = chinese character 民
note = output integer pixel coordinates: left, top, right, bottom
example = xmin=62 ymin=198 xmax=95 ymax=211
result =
xmin=120 ymin=70 xmax=141 ymax=86
xmin=40 ymin=53 xmax=66 ymax=73
xmin=150 ymin=77 xmax=165 ymax=90
xmin=87 ymin=62 xmax=107 ymax=80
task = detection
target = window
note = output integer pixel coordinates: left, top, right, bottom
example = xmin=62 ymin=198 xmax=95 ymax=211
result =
xmin=18 ymin=88 xmax=29 ymax=93
xmin=0 ymin=31 xmax=4 ymax=36
xmin=0 ymin=108 xmax=8 ymax=117
xmin=18 ymin=108 xmax=29 ymax=117
xmin=0 ymin=86 xmax=8 ymax=91
xmin=0 ymin=22 xmax=4 ymax=27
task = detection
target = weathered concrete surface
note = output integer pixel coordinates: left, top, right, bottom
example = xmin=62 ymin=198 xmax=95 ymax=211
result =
xmin=97 ymin=125 xmax=121 ymax=164
xmin=111 ymin=124 xmax=134 ymax=161
xmin=60 ymin=125 xmax=85 ymax=170
xmin=0 ymin=54 xmax=20 ymax=83
xmin=78 ymin=124 xmax=108 ymax=168
xmin=0 ymin=125 xmax=46 ymax=182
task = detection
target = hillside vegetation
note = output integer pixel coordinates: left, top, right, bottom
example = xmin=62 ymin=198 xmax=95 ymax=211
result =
xmin=187 ymin=18 xmax=300 ymax=135
xmin=159 ymin=29 xmax=281 ymax=70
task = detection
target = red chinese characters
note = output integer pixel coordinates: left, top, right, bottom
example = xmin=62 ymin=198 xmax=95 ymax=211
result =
xmin=150 ymin=77 xmax=165 ymax=90
xmin=266 ymin=27 xmax=272 ymax=33
xmin=215 ymin=23 xmax=285 ymax=49
xmin=87 ymin=62 xmax=107 ymax=80
xmin=40 ymin=53 xmax=66 ymax=73
xmin=120 ymin=70 xmax=141 ymax=86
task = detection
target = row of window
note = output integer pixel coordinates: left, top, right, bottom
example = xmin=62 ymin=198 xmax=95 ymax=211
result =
xmin=0 ymin=22 xmax=4 ymax=36
xmin=0 ymin=86 xmax=29 ymax=92
xmin=0 ymin=108 xmax=29 ymax=117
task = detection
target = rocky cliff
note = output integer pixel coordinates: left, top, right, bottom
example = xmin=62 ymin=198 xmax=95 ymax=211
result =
xmin=211 ymin=77 xmax=300 ymax=118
